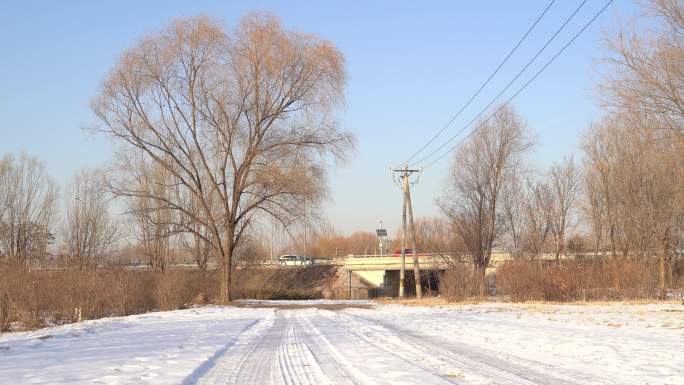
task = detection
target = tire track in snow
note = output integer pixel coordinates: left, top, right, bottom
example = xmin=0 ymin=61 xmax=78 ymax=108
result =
xmin=195 ymin=309 xmax=362 ymax=385
xmin=192 ymin=310 xmax=277 ymax=385
xmin=294 ymin=311 xmax=370 ymax=385
xmin=341 ymin=311 xmax=624 ymax=385
xmin=321 ymin=310 xmax=581 ymax=385
xmin=276 ymin=315 xmax=320 ymax=385
xmin=302 ymin=310 xmax=455 ymax=385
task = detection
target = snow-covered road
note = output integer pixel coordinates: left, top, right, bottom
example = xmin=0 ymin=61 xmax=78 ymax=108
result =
xmin=1 ymin=301 xmax=682 ymax=385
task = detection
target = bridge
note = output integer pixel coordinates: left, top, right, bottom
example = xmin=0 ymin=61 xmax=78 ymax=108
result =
xmin=332 ymin=253 xmax=519 ymax=296
xmin=335 ymin=254 xmax=454 ymax=297
xmin=239 ymin=251 xmax=587 ymax=297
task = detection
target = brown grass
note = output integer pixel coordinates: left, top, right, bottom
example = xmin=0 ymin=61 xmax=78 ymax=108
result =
xmin=0 ymin=265 xmax=341 ymax=332
xmin=435 ymin=257 xmax=682 ymax=303
xmin=231 ymin=302 xmax=374 ymax=310
xmin=438 ymin=263 xmax=480 ymax=301
xmin=232 ymin=266 xmax=337 ymax=300
xmin=0 ymin=268 xmax=218 ymax=332
xmin=375 ymin=297 xmax=456 ymax=307
xmin=495 ymin=258 xmax=664 ymax=301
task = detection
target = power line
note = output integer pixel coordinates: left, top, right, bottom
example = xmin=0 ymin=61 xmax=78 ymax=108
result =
xmin=402 ymin=0 xmax=558 ymax=165
xmin=420 ymin=0 xmax=615 ymax=170
xmin=413 ymin=0 xmax=590 ymax=167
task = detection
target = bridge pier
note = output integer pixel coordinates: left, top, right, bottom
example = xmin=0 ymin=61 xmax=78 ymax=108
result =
xmin=368 ymin=269 xmax=442 ymax=297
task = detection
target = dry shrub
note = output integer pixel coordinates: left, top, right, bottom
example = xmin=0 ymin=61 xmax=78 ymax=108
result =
xmin=232 ymin=266 xmax=333 ymax=300
xmin=670 ymin=256 xmax=683 ymax=290
xmin=236 ymin=288 xmax=321 ymax=300
xmin=61 ymin=271 xmax=113 ymax=321
xmin=0 ymin=265 xmax=361 ymax=332
xmin=111 ymin=270 xmax=157 ymax=316
xmin=496 ymin=258 xmax=660 ymax=301
xmin=156 ymin=270 xmax=188 ymax=310
xmin=156 ymin=270 xmax=216 ymax=310
xmin=0 ymin=267 xmax=217 ymax=332
xmin=439 ymin=263 xmax=478 ymax=300
xmin=0 ymin=285 xmax=10 ymax=332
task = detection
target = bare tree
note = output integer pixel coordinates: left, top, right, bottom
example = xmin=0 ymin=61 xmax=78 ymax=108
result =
xmin=601 ymin=0 xmax=684 ymax=139
xmin=0 ymin=158 xmax=10 ymax=232
xmin=413 ymin=217 xmax=459 ymax=254
xmin=521 ymin=178 xmax=552 ymax=257
xmin=438 ymin=105 xmax=533 ymax=296
xmin=500 ymin=169 xmax=526 ymax=256
xmin=126 ymin=158 xmax=175 ymax=271
xmin=546 ymin=157 xmax=581 ymax=261
xmin=180 ymin=222 xmax=214 ymax=271
xmin=597 ymin=1 xmax=684 ymax=298
xmin=92 ymin=15 xmax=353 ymax=302
xmin=61 ymin=169 xmax=118 ymax=269
xmin=582 ymin=110 xmax=683 ymax=298
xmin=0 ymin=153 xmax=57 ymax=266
xmin=581 ymin=117 xmax=623 ymax=256
xmin=582 ymin=166 xmax=607 ymax=255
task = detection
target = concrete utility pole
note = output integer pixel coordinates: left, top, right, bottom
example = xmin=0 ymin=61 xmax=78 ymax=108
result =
xmin=400 ymin=176 xmax=407 ymax=297
xmin=406 ymin=179 xmax=423 ymax=300
xmin=393 ymin=165 xmax=422 ymax=298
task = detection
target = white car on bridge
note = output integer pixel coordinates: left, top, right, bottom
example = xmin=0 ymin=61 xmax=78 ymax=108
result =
xmin=278 ymin=255 xmax=314 ymax=266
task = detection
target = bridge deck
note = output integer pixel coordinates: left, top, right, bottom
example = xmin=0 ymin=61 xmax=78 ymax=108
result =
xmin=239 ymin=252 xmax=592 ymax=271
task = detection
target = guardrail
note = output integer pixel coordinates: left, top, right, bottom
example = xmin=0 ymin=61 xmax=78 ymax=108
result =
xmin=24 ymin=251 xmax=656 ymax=272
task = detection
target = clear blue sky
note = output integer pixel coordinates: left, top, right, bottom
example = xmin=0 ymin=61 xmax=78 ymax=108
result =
xmin=0 ymin=0 xmax=637 ymax=235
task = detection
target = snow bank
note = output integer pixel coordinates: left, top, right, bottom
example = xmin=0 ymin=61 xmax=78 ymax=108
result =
xmin=0 ymin=306 xmax=273 ymax=385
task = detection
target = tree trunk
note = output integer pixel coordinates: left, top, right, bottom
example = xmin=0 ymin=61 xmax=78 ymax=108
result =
xmin=659 ymin=252 xmax=667 ymax=301
xmin=218 ymin=253 xmax=229 ymax=304
xmin=475 ymin=264 xmax=487 ymax=298
xmin=222 ymin=223 xmax=235 ymax=303
xmin=227 ymin=248 xmax=233 ymax=303
xmin=666 ymin=257 xmax=672 ymax=292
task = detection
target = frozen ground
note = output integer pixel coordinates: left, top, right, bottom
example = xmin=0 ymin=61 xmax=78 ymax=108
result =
xmin=0 ymin=301 xmax=682 ymax=385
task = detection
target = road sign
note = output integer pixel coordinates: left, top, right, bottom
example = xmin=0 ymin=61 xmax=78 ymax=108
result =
xmin=376 ymin=229 xmax=387 ymax=237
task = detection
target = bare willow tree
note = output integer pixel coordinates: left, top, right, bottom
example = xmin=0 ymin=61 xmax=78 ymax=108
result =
xmin=413 ymin=217 xmax=460 ymax=255
xmin=601 ymin=0 xmax=684 ymax=138
xmin=582 ymin=117 xmax=623 ymax=256
xmin=133 ymin=205 xmax=172 ymax=271
xmin=0 ymin=158 xmax=9 ymax=237
xmin=92 ymin=14 xmax=353 ymax=302
xmin=595 ymin=0 xmax=684 ymax=298
xmin=61 ymin=169 xmax=118 ymax=269
xmin=126 ymin=158 xmax=175 ymax=271
xmin=546 ymin=157 xmax=581 ymax=261
xmin=582 ymin=166 xmax=608 ymax=255
xmin=500 ymin=168 xmax=526 ymax=256
xmin=582 ymin=110 xmax=683 ymax=298
xmin=180 ymin=215 xmax=214 ymax=271
xmin=0 ymin=153 xmax=57 ymax=266
xmin=438 ymin=105 xmax=533 ymax=296
xmin=521 ymin=178 xmax=552 ymax=257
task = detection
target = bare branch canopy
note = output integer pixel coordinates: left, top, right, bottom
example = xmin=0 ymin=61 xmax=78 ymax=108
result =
xmin=91 ymin=14 xmax=354 ymax=302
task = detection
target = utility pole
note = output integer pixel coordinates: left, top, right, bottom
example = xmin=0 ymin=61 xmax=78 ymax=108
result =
xmin=406 ymin=180 xmax=423 ymax=299
xmin=392 ymin=164 xmax=422 ymax=298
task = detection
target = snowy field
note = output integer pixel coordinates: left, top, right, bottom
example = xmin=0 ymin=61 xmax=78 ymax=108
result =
xmin=0 ymin=301 xmax=682 ymax=385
